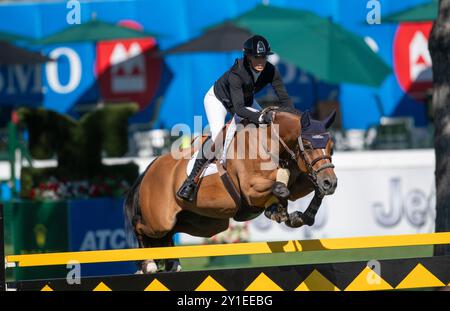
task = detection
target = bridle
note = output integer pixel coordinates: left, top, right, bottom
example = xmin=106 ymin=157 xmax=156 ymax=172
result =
xmin=266 ymin=110 xmax=335 ymax=188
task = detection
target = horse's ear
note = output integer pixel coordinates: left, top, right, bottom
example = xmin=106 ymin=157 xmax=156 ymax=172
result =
xmin=301 ymin=111 xmax=311 ymax=128
xmin=323 ymin=109 xmax=336 ymax=129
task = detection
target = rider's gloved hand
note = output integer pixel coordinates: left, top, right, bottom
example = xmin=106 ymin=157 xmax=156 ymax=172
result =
xmin=258 ymin=112 xmax=273 ymax=124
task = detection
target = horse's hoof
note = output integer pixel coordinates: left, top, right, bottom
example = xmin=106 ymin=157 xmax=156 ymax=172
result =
xmin=301 ymin=214 xmax=315 ymax=226
xmin=272 ymin=182 xmax=290 ymax=200
xmin=142 ymin=260 xmax=158 ymax=274
xmin=265 ymin=203 xmax=289 ymax=223
xmin=285 ymin=211 xmax=305 ymax=228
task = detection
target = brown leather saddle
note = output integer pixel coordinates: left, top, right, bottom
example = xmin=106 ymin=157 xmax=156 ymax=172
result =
xmin=193 ymin=119 xmax=264 ymax=222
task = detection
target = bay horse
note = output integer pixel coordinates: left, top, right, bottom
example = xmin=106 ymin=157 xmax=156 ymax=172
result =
xmin=124 ymin=107 xmax=337 ymax=273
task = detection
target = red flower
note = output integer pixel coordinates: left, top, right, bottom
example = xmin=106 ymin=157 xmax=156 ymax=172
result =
xmin=90 ymin=185 xmax=99 ymax=197
xmin=30 ymin=188 xmax=36 ymax=200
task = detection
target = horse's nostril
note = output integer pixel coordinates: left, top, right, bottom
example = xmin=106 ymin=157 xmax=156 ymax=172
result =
xmin=322 ymin=179 xmax=332 ymax=189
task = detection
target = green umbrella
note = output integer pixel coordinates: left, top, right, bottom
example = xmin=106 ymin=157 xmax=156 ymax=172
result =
xmin=0 ymin=30 xmax=31 ymax=42
xmin=384 ymin=0 xmax=438 ymax=23
xmin=0 ymin=40 xmax=52 ymax=65
xmin=34 ymin=19 xmax=160 ymax=44
xmin=227 ymin=5 xmax=391 ymax=87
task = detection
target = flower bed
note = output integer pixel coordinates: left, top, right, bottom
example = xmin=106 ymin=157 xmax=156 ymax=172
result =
xmin=27 ymin=176 xmax=130 ymax=200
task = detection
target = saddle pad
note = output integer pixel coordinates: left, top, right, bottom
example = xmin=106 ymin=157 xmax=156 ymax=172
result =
xmin=186 ymin=115 xmax=243 ymax=178
xmin=186 ymin=151 xmax=218 ymax=177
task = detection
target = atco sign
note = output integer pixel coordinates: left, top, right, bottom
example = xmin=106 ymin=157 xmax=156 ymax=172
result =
xmin=393 ymin=22 xmax=433 ymax=102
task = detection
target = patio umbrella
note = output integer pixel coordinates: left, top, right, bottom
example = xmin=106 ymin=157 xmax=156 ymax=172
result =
xmin=0 ymin=40 xmax=52 ymax=65
xmin=163 ymin=22 xmax=251 ymax=54
xmin=33 ymin=19 xmax=160 ymax=44
xmin=0 ymin=30 xmax=31 ymax=42
xmin=227 ymin=4 xmax=391 ymax=87
xmin=384 ymin=0 xmax=438 ymax=23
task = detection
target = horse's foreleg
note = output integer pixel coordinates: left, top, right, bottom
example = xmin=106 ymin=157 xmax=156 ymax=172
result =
xmin=245 ymin=174 xmax=290 ymax=223
xmin=271 ymin=168 xmax=290 ymax=200
xmin=285 ymin=191 xmax=323 ymax=228
xmin=263 ymin=196 xmax=289 ymax=223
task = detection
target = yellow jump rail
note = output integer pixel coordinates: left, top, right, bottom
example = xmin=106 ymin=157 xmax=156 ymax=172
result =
xmin=5 ymin=232 xmax=450 ymax=268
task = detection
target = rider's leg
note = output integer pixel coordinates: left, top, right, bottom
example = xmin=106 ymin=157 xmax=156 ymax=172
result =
xmin=177 ymin=138 xmax=210 ymax=202
xmin=177 ymin=87 xmax=227 ymax=202
xmin=220 ymin=115 xmax=238 ymax=164
xmin=204 ymin=86 xmax=228 ymax=142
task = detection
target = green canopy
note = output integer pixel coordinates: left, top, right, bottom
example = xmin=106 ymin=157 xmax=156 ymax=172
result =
xmin=0 ymin=40 xmax=52 ymax=65
xmin=384 ymin=1 xmax=438 ymax=23
xmin=34 ymin=19 xmax=160 ymax=44
xmin=228 ymin=5 xmax=391 ymax=87
xmin=0 ymin=30 xmax=31 ymax=42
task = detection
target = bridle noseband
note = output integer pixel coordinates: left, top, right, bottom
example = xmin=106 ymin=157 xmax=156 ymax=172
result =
xmin=268 ymin=110 xmax=335 ymax=187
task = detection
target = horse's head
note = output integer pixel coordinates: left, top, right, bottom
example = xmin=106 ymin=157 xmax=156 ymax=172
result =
xmin=297 ymin=110 xmax=337 ymax=195
xmin=267 ymin=107 xmax=337 ymax=196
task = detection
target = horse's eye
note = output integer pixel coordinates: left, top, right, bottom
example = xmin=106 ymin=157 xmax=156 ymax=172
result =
xmin=304 ymin=143 xmax=313 ymax=150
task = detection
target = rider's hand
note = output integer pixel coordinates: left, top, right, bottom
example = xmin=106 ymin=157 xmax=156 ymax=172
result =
xmin=258 ymin=112 xmax=273 ymax=124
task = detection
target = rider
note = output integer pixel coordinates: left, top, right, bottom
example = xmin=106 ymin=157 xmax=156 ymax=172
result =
xmin=177 ymin=34 xmax=294 ymax=202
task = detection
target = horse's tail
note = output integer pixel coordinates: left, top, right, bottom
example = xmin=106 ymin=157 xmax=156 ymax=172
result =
xmin=124 ymin=157 xmax=159 ymax=246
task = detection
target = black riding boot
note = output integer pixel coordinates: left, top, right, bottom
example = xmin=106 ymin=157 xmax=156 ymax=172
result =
xmin=177 ymin=152 xmax=209 ymax=202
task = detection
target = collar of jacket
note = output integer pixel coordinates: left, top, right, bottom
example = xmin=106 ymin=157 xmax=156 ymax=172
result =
xmin=234 ymin=57 xmax=261 ymax=83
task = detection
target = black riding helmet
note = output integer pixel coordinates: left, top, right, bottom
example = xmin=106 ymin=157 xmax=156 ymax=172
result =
xmin=243 ymin=35 xmax=274 ymax=56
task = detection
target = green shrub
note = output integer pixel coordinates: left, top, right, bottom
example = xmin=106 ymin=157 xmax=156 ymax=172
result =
xmin=17 ymin=103 xmax=140 ymax=200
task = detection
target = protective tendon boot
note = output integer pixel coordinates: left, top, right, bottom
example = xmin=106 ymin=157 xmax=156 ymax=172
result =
xmin=177 ymin=147 xmax=209 ymax=202
xmin=272 ymin=168 xmax=290 ymax=200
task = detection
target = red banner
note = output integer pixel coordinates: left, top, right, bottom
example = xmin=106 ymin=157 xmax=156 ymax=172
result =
xmin=393 ymin=22 xmax=433 ymax=102
xmin=96 ymin=37 xmax=162 ymax=110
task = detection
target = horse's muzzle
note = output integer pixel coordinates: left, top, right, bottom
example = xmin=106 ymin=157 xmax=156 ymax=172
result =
xmin=317 ymin=176 xmax=337 ymax=195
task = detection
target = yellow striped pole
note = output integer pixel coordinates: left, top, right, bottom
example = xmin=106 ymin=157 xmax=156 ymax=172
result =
xmin=5 ymin=232 xmax=450 ymax=268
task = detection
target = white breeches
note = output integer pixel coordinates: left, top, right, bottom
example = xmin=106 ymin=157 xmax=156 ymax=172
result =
xmin=203 ymin=85 xmax=261 ymax=142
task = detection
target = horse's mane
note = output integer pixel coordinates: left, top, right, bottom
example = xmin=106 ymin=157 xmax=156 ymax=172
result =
xmin=264 ymin=105 xmax=302 ymax=116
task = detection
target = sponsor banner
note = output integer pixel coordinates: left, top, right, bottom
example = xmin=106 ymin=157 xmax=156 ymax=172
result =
xmin=42 ymin=43 xmax=99 ymax=113
xmin=97 ymin=37 xmax=162 ymax=111
xmin=393 ymin=22 xmax=433 ymax=102
xmin=0 ymin=64 xmax=44 ymax=105
xmin=6 ymin=200 xmax=69 ymax=280
xmin=68 ymin=198 xmax=136 ymax=276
